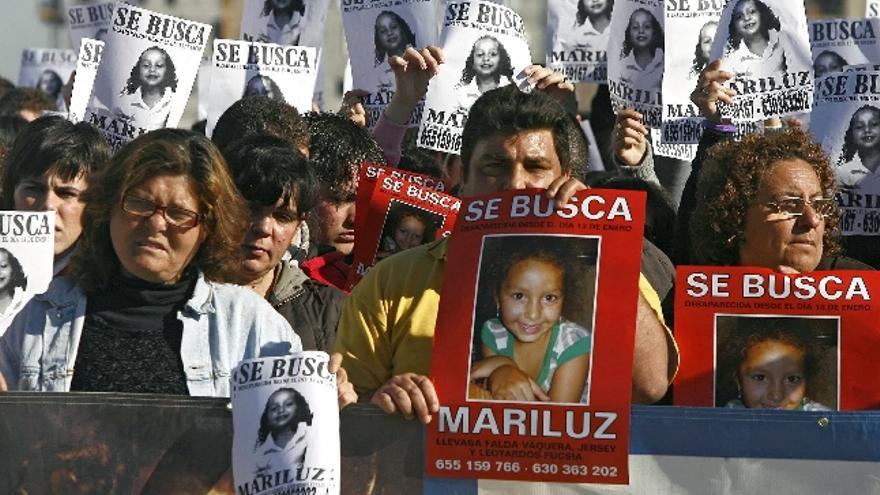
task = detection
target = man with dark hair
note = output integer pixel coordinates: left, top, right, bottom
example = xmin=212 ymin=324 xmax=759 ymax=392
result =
xmin=335 ymin=79 xmax=679 ymax=423
xmin=210 ymin=96 xmax=309 ymax=157
xmin=0 ymin=88 xmax=57 ymax=121
xmin=299 ymin=112 xmax=386 ymax=290
xmin=224 ymin=135 xmax=345 ymax=351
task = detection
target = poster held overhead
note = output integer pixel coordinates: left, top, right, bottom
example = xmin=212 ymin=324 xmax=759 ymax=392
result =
xmin=547 ymin=0 xmax=614 ymax=84
xmin=17 ymin=48 xmax=77 ymax=113
xmin=240 ymin=0 xmax=329 ymax=49
xmin=65 ymin=1 xmax=114 ymax=48
xmin=68 ymin=38 xmax=104 ymax=123
xmin=0 ymin=212 xmax=54 ymax=334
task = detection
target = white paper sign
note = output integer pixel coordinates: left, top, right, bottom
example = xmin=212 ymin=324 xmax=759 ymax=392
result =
xmin=0 ymin=212 xmax=55 ymax=335
xmin=547 ymin=0 xmax=613 ymax=83
xmin=17 ymin=48 xmax=78 ymax=113
xmin=68 ymin=38 xmax=104 ymax=123
xmin=240 ymin=0 xmax=329 ymax=49
xmin=66 ymin=1 xmax=114 ymax=48
xmin=809 ymin=18 xmax=880 ymax=80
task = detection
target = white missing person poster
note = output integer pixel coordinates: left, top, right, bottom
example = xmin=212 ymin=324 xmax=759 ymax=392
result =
xmin=17 ymin=48 xmax=77 ymax=113
xmin=197 ymin=57 xmax=211 ymax=121
xmin=341 ymin=0 xmax=437 ymax=128
xmin=66 ymin=1 xmax=113 ymax=48
xmin=660 ymin=0 xmax=723 ymax=144
xmin=809 ymin=18 xmax=880 ymax=80
xmin=68 ymin=38 xmax=104 ymax=123
xmin=85 ymin=4 xmax=210 ymax=151
xmin=417 ymin=0 xmax=532 ymax=154
xmin=547 ymin=0 xmax=614 ymax=83
xmin=869 ymin=2 xmax=880 ymax=18
xmin=811 ymin=70 xmax=880 ymax=236
xmin=231 ymin=352 xmax=340 ymax=495
xmin=606 ymin=0 xmax=664 ymax=128
xmin=240 ymin=0 xmax=329 ymax=48
xmin=205 ymin=39 xmax=318 ymax=137
xmin=709 ymin=0 xmax=812 ymax=122
xmin=0 ymin=212 xmax=54 ymax=335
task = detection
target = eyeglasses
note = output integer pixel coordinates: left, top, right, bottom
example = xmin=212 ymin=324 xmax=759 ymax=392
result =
xmin=121 ymin=194 xmax=203 ymax=228
xmin=761 ymin=196 xmax=837 ymax=219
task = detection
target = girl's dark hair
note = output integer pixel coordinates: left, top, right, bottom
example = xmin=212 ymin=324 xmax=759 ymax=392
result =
xmin=255 ymin=388 xmax=313 ymax=448
xmin=121 ymin=46 xmax=178 ymax=96
xmin=576 ymin=0 xmax=612 ymax=26
xmin=1 ymin=115 xmax=110 ymax=209
xmin=691 ymin=21 xmax=718 ymax=75
xmin=621 ymin=8 xmax=664 ymax=58
xmin=382 ymin=203 xmax=440 ymax=247
xmin=36 ymin=70 xmax=63 ymax=99
xmin=373 ymin=11 xmax=416 ymax=66
xmin=224 ymin=134 xmax=318 ymax=218
xmin=459 ymin=36 xmax=513 ymax=86
xmin=243 ymin=74 xmax=284 ymax=100
xmin=725 ymin=0 xmax=780 ymax=53
xmin=262 ymin=0 xmax=305 ymax=17
xmin=0 ymin=247 xmax=27 ymax=293
xmin=839 ymin=105 xmax=880 ymax=165
xmin=813 ymin=50 xmax=848 ymax=78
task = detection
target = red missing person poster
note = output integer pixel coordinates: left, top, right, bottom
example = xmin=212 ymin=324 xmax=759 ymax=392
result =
xmin=675 ymin=266 xmax=880 ymax=410
xmin=427 ymin=188 xmax=646 ymax=484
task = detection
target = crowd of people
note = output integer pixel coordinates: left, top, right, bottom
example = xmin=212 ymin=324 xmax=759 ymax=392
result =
xmin=0 ymin=2 xmax=869 ymax=472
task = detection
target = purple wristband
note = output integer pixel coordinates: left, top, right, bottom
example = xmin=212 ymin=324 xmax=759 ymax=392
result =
xmin=702 ymin=120 xmax=737 ymax=134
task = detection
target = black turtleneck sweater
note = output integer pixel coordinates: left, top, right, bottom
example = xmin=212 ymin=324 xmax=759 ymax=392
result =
xmin=70 ymin=270 xmax=198 ymax=394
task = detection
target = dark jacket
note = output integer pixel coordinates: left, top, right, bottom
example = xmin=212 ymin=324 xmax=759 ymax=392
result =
xmin=267 ymin=261 xmax=345 ymax=352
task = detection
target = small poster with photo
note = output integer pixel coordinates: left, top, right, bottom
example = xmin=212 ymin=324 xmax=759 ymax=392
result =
xmin=546 ymin=0 xmax=614 ymax=84
xmin=809 ymin=18 xmax=880 ymax=81
xmin=17 ymin=48 xmax=77 ymax=113
xmin=85 ymin=3 xmax=210 ymax=151
xmin=341 ymin=0 xmax=437 ymax=128
xmin=0 ymin=212 xmax=55 ymax=334
xmin=66 ymin=1 xmax=113 ymax=48
xmin=606 ymin=0 xmax=664 ymax=128
xmin=416 ymin=0 xmax=532 ymax=155
xmin=674 ymin=266 xmax=880 ymax=410
xmin=346 ymin=171 xmax=460 ymax=290
xmin=427 ymin=188 xmax=646 ymax=484
xmin=811 ymin=69 xmax=880 ymax=236
xmin=68 ymin=38 xmax=104 ymax=124
xmin=231 ymin=352 xmax=339 ymax=495
xmin=708 ymin=0 xmax=813 ymax=122
xmin=660 ymin=0 xmax=723 ymax=144
xmin=205 ymin=39 xmax=318 ymax=137
xmin=240 ymin=0 xmax=329 ymax=49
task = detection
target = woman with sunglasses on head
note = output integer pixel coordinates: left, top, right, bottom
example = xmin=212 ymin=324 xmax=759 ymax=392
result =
xmin=0 ymin=129 xmax=356 ymax=406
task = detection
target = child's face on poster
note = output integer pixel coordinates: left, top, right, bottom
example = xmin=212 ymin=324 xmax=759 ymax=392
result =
xmin=376 ymin=13 xmax=403 ymax=53
xmin=628 ymin=11 xmax=655 ymax=52
xmin=138 ymin=49 xmax=168 ymax=89
xmin=496 ymin=259 xmax=564 ymax=344
xmin=698 ymin=23 xmax=717 ymax=60
xmin=0 ymin=251 xmax=13 ymax=293
xmin=738 ymin=339 xmax=806 ymax=409
xmin=472 ymin=38 xmax=501 ymax=78
xmin=267 ymin=390 xmax=297 ymax=430
xmin=582 ymin=0 xmax=610 ymax=16
xmin=393 ymin=214 xmax=426 ymax=250
xmin=852 ymin=107 xmax=880 ymax=152
xmin=733 ymin=0 xmax=762 ymax=39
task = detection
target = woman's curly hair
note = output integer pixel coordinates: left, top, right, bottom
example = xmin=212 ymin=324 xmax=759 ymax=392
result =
xmin=689 ymin=128 xmax=840 ymax=267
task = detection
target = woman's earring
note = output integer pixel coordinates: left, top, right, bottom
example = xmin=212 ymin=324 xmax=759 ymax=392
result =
xmin=495 ymin=304 xmax=500 ymax=319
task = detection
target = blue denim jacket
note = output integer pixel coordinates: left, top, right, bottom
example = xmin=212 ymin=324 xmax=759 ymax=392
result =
xmin=0 ymin=272 xmax=301 ymax=397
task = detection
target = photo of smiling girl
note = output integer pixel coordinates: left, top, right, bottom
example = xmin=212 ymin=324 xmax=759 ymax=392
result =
xmin=455 ymin=35 xmax=514 ymax=112
xmin=373 ymin=10 xmax=416 ymax=89
xmin=619 ymin=8 xmax=664 ymax=91
xmin=723 ymin=0 xmax=787 ymax=79
xmin=114 ymin=46 xmax=178 ymax=128
xmin=254 ymin=387 xmax=314 ymax=473
xmin=836 ymin=105 xmax=880 ymax=191
xmin=564 ymin=0 xmax=614 ymax=51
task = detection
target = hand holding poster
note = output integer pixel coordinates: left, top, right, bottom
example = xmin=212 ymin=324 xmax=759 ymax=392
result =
xmin=417 ymin=0 xmax=532 ymax=155
xmin=68 ymin=38 xmax=104 ymax=123
xmin=240 ymin=0 xmax=329 ymax=48
xmin=232 ymin=352 xmax=339 ymax=495
xmin=428 ymin=188 xmax=646 ymax=484
xmin=809 ymin=18 xmax=880 ymax=80
xmin=341 ymin=0 xmax=437 ymax=129
xmin=546 ymin=0 xmax=613 ymax=84
xmin=66 ymin=1 xmax=113 ymax=48
xmin=0 ymin=212 xmax=54 ymax=334
xmin=810 ymin=70 xmax=880 ymax=236
xmin=674 ymin=266 xmax=880 ymax=410
xmin=17 ymin=48 xmax=77 ymax=113
xmin=606 ymin=0 xmax=664 ymax=128
xmin=205 ymin=39 xmax=318 ymax=137
xmin=709 ymin=0 xmax=812 ymax=122
xmin=85 ymin=4 xmax=211 ymax=150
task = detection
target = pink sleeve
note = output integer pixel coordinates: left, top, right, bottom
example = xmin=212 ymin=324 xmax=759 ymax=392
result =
xmin=371 ymin=113 xmax=408 ymax=166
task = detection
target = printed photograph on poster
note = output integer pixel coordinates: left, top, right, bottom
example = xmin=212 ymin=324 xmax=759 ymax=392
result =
xmin=240 ymin=0 xmax=329 ymax=48
xmin=708 ymin=0 xmax=812 ymax=122
xmin=427 ymin=188 xmax=647 ymax=484
xmin=205 ymin=39 xmax=317 ymax=137
xmin=66 ymin=1 xmax=113 ymax=48
xmin=809 ymin=18 xmax=880 ymax=80
xmin=231 ymin=352 xmax=339 ymax=495
xmin=810 ymin=70 xmax=880 ymax=236
xmin=417 ymin=0 xmax=532 ymax=154
xmin=85 ymin=4 xmax=210 ymax=150
xmin=68 ymin=38 xmax=104 ymax=123
xmin=0 ymin=211 xmax=55 ymax=334
xmin=660 ymin=0 xmax=723 ymax=144
xmin=606 ymin=0 xmax=664 ymax=127
xmin=546 ymin=0 xmax=614 ymax=83
xmin=674 ymin=266 xmax=880 ymax=410
xmin=714 ymin=315 xmax=838 ymax=411
xmin=341 ymin=0 xmax=436 ymax=128
xmin=17 ymin=48 xmax=77 ymax=112
xmin=467 ymin=235 xmax=598 ymax=405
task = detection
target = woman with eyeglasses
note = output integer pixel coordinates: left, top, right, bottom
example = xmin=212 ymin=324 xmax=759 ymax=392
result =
xmin=0 ymin=129 xmax=356 ymax=405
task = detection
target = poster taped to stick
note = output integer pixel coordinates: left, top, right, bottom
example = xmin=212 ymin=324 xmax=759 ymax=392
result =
xmin=546 ymin=0 xmax=613 ymax=84
xmin=428 ymin=188 xmax=646 ymax=484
